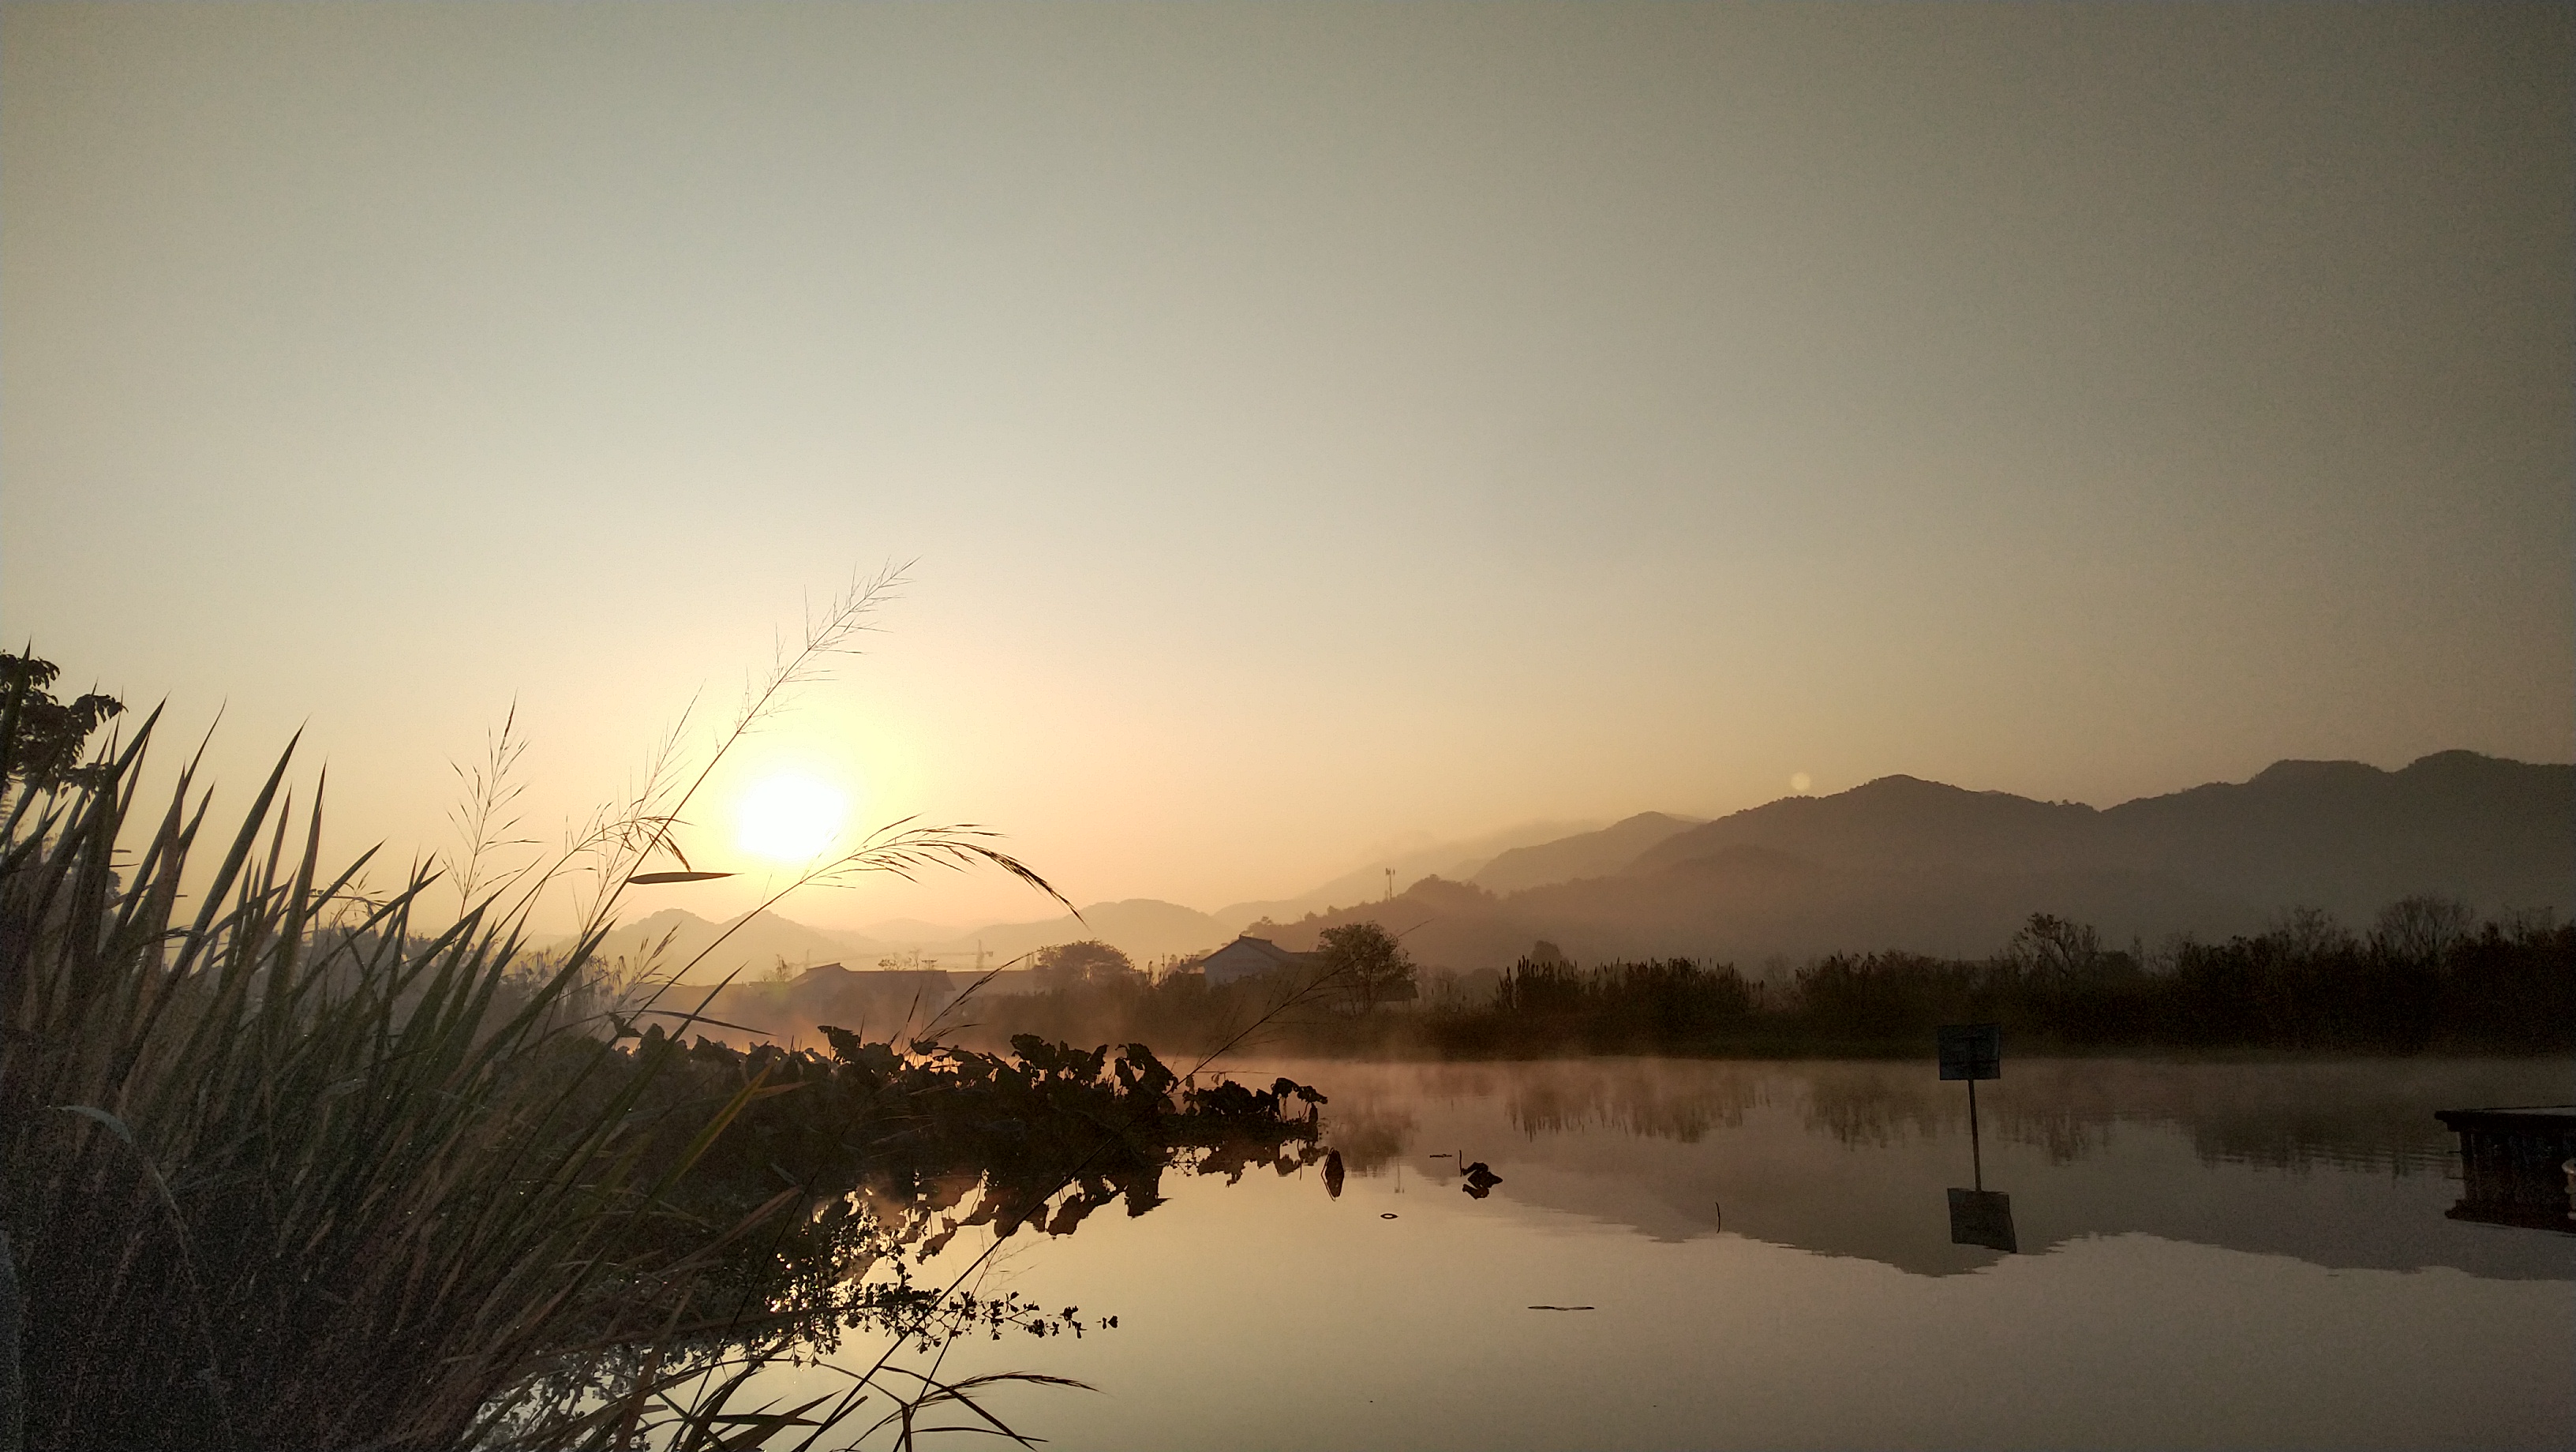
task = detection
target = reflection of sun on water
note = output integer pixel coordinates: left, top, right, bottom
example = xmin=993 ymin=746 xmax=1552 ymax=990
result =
xmin=736 ymin=773 xmax=848 ymax=863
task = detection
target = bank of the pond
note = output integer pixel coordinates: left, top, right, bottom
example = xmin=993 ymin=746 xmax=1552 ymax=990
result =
xmin=915 ymin=916 xmax=2573 ymax=1062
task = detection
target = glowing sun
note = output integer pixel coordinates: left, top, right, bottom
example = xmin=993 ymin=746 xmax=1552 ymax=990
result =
xmin=736 ymin=773 xmax=849 ymax=863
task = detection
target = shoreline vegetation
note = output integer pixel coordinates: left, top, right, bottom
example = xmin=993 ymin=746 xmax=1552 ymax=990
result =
xmin=0 ymin=625 xmax=1326 ymax=1452
xmin=691 ymin=906 xmax=2573 ymax=1065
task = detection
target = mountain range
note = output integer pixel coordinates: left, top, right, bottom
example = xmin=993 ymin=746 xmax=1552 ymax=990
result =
xmin=586 ymin=751 xmax=2570 ymax=981
xmin=1266 ymin=751 xmax=2572 ymax=970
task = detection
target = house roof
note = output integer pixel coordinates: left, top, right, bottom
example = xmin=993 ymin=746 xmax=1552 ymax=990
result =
xmin=1206 ymin=935 xmax=1312 ymax=967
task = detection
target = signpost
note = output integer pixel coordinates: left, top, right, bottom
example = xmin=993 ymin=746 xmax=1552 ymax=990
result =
xmin=1938 ymin=1022 xmax=2001 ymax=1080
xmin=1938 ymin=1023 xmax=2014 ymax=1252
xmin=1937 ymin=1022 xmax=2001 ymax=1182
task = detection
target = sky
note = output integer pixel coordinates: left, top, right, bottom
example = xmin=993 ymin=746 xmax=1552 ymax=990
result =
xmin=5 ymin=3 xmax=2569 ymax=933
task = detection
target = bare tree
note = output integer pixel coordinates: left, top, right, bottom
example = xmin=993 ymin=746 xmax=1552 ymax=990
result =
xmin=1316 ymin=922 xmax=1414 ymax=1012
xmin=2372 ymin=895 xmax=2473 ymax=964
xmin=2008 ymin=913 xmax=2102 ymax=979
xmin=2268 ymin=906 xmax=2354 ymax=960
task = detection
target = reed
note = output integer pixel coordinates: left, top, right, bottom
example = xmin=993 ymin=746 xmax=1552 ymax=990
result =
xmin=0 ymin=711 xmax=748 ymax=1447
xmin=0 ymin=572 xmax=1088 ymax=1449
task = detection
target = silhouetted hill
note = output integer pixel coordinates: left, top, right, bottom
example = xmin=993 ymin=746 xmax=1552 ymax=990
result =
xmin=1637 ymin=751 xmax=2571 ymax=926
xmin=1633 ymin=777 xmax=2097 ymax=877
xmin=1265 ymin=754 xmax=2573 ymax=971
xmin=1211 ymin=818 xmax=1598 ymax=931
xmin=1472 ymin=812 xmax=1703 ymax=893
xmin=2087 ymin=751 xmax=2573 ymax=918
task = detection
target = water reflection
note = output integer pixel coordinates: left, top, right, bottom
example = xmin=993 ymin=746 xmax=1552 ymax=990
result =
xmin=1271 ymin=1056 xmax=2573 ymax=1279
xmin=700 ymin=1056 xmax=2571 ymax=1451
xmin=2439 ymin=1106 xmax=2576 ymax=1232
xmin=1946 ymin=1188 xmax=2016 ymax=1252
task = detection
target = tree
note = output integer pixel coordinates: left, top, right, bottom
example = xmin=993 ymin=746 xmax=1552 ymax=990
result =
xmin=2373 ymin=895 xmax=2473 ymax=964
xmin=2 ymin=651 xmax=124 ymax=791
xmin=1032 ymin=938 xmax=1137 ymax=990
xmin=2267 ymin=906 xmax=2353 ymax=960
xmin=1316 ymin=921 xmax=1414 ymax=1012
xmin=2005 ymin=913 xmax=2115 ymax=986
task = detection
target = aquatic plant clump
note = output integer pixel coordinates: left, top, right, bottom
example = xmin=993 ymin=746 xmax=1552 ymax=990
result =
xmin=0 ymin=616 xmax=1318 ymax=1450
xmin=478 ymin=1027 xmax=1324 ymax=1443
xmin=618 ymin=1027 xmax=1328 ymax=1305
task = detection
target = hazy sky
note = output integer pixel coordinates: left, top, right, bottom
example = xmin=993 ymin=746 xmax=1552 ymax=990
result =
xmin=6 ymin=3 xmax=2569 ymax=931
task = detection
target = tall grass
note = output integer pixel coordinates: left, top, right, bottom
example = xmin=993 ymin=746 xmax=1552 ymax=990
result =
xmin=0 ymin=571 xmax=1091 ymax=1449
xmin=0 ymin=713 xmax=771 ymax=1447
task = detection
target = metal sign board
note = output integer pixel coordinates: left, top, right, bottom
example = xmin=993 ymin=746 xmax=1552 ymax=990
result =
xmin=1938 ymin=1023 xmax=2001 ymax=1081
xmin=1948 ymin=1188 xmax=2017 ymax=1252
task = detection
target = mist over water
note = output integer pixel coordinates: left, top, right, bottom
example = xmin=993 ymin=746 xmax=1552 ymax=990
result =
xmin=712 ymin=1055 xmax=2572 ymax=1450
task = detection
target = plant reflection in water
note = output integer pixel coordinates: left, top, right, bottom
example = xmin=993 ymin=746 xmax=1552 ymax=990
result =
xmin=486 ymin=1027 xmax=1327 ymax=1448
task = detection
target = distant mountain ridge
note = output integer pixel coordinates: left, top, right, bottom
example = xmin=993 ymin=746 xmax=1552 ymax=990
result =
xmin=915 ymin=899 xmax=1234 ymax=967
xmin=1262 ymin=752 xmax=2574 ymax=971
xmin=1472 ymin=812 xmax=1703 ymax=894
xmin=1210 ymin=818 xmax=1598 ymax=930
xmin=1631 ymin=750 xmax=2571 ymax=917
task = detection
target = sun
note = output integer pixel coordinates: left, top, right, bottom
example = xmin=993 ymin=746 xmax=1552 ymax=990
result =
xmin=735 ymin=773 xmax=849 ymax=863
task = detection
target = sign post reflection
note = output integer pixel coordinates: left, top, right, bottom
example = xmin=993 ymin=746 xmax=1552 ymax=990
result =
xmin=1938 ymin=1023 xmax=2016 ymax=1252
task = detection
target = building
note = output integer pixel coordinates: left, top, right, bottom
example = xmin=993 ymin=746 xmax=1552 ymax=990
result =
xmin=1200 ymin=934 xmax=1316 ymax=988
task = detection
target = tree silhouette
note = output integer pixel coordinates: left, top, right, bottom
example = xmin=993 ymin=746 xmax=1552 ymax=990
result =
xmin=2006 ymin=913 xmax=2102 ymax=981
xmin=1316 ymin=921 xmax=1414 ymax=1012
xmin=1033 ymin=939 xmax=1137 ymax=990
xmin=2372 ymin=895 xmax=2473 ymax=964
xmin=2 ymin=651 xmax=123 ymax=790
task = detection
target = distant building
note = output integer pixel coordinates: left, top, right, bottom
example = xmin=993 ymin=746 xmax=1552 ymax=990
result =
xmin=1200 ymin=934 xmax=1316 ymax=987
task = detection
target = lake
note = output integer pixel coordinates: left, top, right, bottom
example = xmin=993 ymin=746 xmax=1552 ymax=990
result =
xmin=716 ymin=1056 xmax=2572 ymax=1450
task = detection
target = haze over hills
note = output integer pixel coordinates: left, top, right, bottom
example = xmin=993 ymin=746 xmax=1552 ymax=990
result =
xmin=585 ymin=901 xmax=1241 ymax=984
xmin=1210 ymin=818 xmax=1598 ymax=930
xmin=600 ymin=752 xmax=2570 ymax=982
xmin=848 ymin=918 xmax=972 ymax=945
xmin=910 ymin=899 xmax=1234 ymax=967
xmin=607 ymin=821 xmax=1605 ymax=981
xmin=1471 ymin=812 xmax=1704 ymax=895
xmin=1264 ymin=752 xmax=2574 ymax=972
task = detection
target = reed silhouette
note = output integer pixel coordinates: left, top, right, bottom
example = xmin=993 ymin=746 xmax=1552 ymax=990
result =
xmin=0 ymin=587 xmax=1328 ymax=1451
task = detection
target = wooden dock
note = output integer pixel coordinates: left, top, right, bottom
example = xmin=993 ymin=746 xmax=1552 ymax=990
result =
xmin=2434 ymin=1106 xmax=2576 ymax=1232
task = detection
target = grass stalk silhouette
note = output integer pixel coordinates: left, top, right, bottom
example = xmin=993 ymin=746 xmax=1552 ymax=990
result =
xmin=0 ymin=578 xmax=1101 ymax=1450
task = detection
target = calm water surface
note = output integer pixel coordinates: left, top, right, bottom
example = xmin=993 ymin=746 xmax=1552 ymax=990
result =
xmin=739 ymin=1057 xmax=2573 ymax=1450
